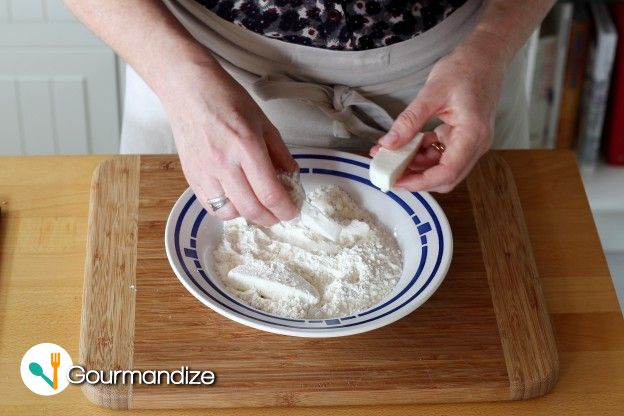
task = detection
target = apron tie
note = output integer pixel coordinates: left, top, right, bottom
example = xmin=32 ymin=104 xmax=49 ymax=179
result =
xmin=252 ymin=74 xmax=394 ymax=141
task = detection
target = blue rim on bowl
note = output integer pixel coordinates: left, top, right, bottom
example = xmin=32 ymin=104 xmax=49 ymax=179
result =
xmin=165 ymin=149 xmax=453 ymax=337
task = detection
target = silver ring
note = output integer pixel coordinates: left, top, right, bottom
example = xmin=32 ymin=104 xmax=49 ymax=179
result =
xmin=206 ymin=194 xmax=229 ymax=212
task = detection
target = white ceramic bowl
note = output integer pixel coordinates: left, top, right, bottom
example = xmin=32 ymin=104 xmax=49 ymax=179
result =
xmin=165 ymin=149 xmax=453 ymax=337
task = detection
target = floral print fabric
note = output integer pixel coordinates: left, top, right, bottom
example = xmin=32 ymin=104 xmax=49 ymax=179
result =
xmin=194 ymin=0 xmax=467 ymax=50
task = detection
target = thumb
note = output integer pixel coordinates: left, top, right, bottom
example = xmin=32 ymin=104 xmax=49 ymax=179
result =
xmin=379 ymin=96 xmax=437 ymax=150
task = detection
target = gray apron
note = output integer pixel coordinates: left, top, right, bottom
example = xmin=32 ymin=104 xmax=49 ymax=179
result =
xmin=120 ymin=0 xmax=529 ymax=153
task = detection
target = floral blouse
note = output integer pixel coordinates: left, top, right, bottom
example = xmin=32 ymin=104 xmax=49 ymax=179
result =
xmin=194 ymin=0 xmax=467 ymax=51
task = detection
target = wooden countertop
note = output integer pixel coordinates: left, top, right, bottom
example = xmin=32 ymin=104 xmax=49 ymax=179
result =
xmin=0 ymin=150 xmax=622 ymax=415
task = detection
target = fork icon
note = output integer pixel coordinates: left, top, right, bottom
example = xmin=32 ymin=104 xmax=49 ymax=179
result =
xmin=50 ymin=352 xmax=60 ymax=390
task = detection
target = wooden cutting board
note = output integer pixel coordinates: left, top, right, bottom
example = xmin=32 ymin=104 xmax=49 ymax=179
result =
xmin=79 ymin=152 xmax=558 ymax=409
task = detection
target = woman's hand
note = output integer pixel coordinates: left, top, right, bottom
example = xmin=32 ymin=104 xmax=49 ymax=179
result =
xmin=160 ymin=60 xmax=299 ymax=226
xmin=370 ymin=36 xmax=508 ymax=193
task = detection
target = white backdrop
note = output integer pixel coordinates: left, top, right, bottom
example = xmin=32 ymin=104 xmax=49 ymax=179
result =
xmin=0 ymin=0 xmax=120 ymax=155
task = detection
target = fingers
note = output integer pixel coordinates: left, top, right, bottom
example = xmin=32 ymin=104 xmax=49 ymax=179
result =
xmin=221 ymin=166 xmax=279 ymax=227
xmin=264 ymin=124 xmax=299 ymax=173
xmin=408 ymin=125 xmax=451 ymax=171
xmin=395 ymin=163 xmax=462 ymax=193
xmin=394 ymin=126 xmax=479 ymax=193
xmin=370 ymin=132 xmax=441 ymax=171
xmin=407 ymin=132 xmax=442 ymax=171
xmin=378 ymin=90 xmax=439 ymax=150
xmin=194 ymin=177 xmax=239 ymax=221
xmin=196 ymin=125 xmax=297 ymax=226
xmin=242 ymin=143 xmax=299 ymax=222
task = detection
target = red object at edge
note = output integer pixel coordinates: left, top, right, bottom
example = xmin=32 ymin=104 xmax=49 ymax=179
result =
xmin=605 ymin=3 xmax=624 ymax=165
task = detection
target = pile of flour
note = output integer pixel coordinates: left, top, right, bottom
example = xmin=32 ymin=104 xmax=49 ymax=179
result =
xmin=213 ymin=185 xmax=402 ymax=319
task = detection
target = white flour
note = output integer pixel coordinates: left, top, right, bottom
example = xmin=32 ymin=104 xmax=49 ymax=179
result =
xmin=213 ymin=185 xmax=402 ymax=319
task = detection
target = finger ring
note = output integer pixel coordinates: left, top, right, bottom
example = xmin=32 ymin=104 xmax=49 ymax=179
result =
xmin=206 ymin=194 xmax=230 ymax=212
xmin=430 ymin=142 xmax=446 ymax=153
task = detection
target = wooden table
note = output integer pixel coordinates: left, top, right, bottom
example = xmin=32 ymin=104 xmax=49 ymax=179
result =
xmin=0 ymin=150 xmax=622 ymax=415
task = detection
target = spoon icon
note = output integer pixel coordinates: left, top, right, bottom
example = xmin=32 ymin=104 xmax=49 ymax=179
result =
xmin=29 ymin=362 xmax=54 ymax=388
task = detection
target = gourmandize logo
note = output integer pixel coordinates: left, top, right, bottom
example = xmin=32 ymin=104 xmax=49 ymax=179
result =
xmin=20 ymin=343 xmax=73 ymax=396
xmin=29 ymin=352 xmax=61 ymax=390
xmin=20 ymin=343 xmax=217 ymax=395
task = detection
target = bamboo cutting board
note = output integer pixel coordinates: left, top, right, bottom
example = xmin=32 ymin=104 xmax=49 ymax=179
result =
xmin=79 ymin=152 xmax=558 ymax=409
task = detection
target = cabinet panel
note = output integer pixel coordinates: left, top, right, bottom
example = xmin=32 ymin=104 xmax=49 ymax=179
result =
xmin=44 ymin=0 xmax=75 ymax=21
xmin=52 ymin=77 xmax=89 ymax=153
xmin=9 ymin=0 xmax=45 ymax=21
xmin=0 ymin=50 xmax=119 ymax=155
xmin=0 ymin=0 xmax=120 ymax=155
xmin=17 ymin=77 xmax=57 ymax=153
xmin=0 ymin=79 xmax=22 ymax=154
xmin=0 ymin=1 xmax=8 ymax=22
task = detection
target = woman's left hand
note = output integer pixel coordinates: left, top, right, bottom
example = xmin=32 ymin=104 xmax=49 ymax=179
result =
xmin=370 ymin=39 xmax=508 ymax=193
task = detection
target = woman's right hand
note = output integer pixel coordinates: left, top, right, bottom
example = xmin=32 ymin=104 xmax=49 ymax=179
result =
xmin=159 ymin=59 xmax=299 ymax=227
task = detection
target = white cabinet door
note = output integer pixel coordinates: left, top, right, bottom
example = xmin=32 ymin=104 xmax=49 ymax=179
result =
xmin=0 ymin=0 xmax=120 ymax=155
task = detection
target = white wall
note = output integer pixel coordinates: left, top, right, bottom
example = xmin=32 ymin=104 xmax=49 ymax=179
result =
xmin=0 ymin=0 xmax=120 ymax=155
